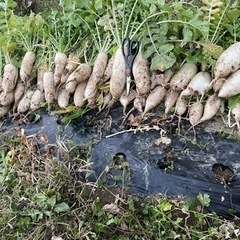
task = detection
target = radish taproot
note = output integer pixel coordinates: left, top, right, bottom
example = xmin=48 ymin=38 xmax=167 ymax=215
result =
xmin=175 ymin=95 xmax=188 ymax=116
xmin=60 ymin=53 xmax=80 ymax=84
xmin=143 ymin=86 xmax=167 ymax=116
xmin=109 ymin=48 xmax=125 ymax=102
xmin=30 ymin=89 xmax=44 ymax=111
xmin=189 ymin=101 xmax=203 ymax=126
xmin=180 ymin=71 xmax=211 ymax=98
xmin=211 ymin=77 xmax=226 ymax=93
xmin=218 ymin=70 xmax=240 ymax=98
xmin=2 ymin=63 xmax=18 ymax=93
xmin=57 ymin=87 xmax=70 ymax=109
xmin=17 ymin=90 xmax=34 ymax=113
xmin=13 ymin=82 xmax=25 ymax=112
xmin=133 ymin=95 xmax=146 ymax=114
xmin=170 ymin=63 xmax=198 ymax=91
xmin=54 ymin=52 xmax=68 ymax=87
xmin=20 ymin=51 xmax=35 ymax=89
xmin=198 ymin=94 xmax=222 ymax=123
xmin=164 ymin=89 xmax=180 ymax=115
xmin=214 ymin=42 xmax=240 ymax=79
xmin=0 ymin=91 xmax=14 ymax=106
xmin=231 ymin=102 xmax=240 ymax=129
xmin=37 ymin=63 xmax=48 ymax=92
xmin=43 ymin=71 xmax=55 ymax=105
xmin=100 ymin=56 xmax=114 ymax=84
xmin=65 ymin=63 xmax=92 ymax=94
xmin=132 ymin=53 xmax=151 ymax=95
xmin=120 ymin=89 xmax=137 ymax=114
xmin=74 ymin=80 xmax=88 ymax=108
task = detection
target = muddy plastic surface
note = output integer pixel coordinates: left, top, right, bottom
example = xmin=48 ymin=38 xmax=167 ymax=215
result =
xmin=3 ymin=108 xmax=240 ymax=219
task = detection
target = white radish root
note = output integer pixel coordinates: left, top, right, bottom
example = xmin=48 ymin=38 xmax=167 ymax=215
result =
xmin=98 ymin=92 xmax=112 ymax=111
xmin=133 ymin=95 xmax=146 ymax=114
xmin=37 ymin=63 xmax=48 ymax=92
xmin=170 ymin=63 xmax=198 ymax=91
xmin=74 ymin=80 xmax=88 ymax=108
xmin=180 ymin=71 xmax=211 ymax=99
xmin=54 ymin=52 xmax=68 ymax=87
xmin=214 ymin=42 xmax=240 ymax=79
xmin=132 ymin=53 xmax=151 ymax=95
xmin=17 ymin=90 xmax=34 ymax=113
xmin=231 ymin=102 xmax=240 ymax=129
xmin=100 ymin=56 xmax=114 ymax=84
xmin=164 ymin=89 xmax=180 ymax=115
xmin=2 ymin=63 xmax=18 ymax=93
xmin=13 ymin=82 xmax=25 ymax=112
xmin=175 ymin=96 xmax=188 ymax=116
xmin=84 ymin=76 xmax=98 ymax=100
xmin=189 ymin=101 xmax=203 ymax=126
xmin=218 ymin=70 xmax=240 ymax=98
xmin=211 ymin=78 xmax=226 ymax=93
xmin=109 ymin=48 xmax=125 ymax=102
xmin=61 ymin=53 xmax=80 ymax=84
xmin=143 ymin=85 xmax=167 ymax=116
xmin=66 ymin=63 xmax=92 ymax=94
xmin=120 ymin=89 xmax=137 ymax=114
xmin=20 ymin=51 xmax=36 ymax=89
xmin=57 ymin=87 xmax=70 ymax=109
xmin=198 ymin=94 xmax=222 ymax=123
xmin=30 ymin=89 xmax=44 ymax=111
xmin=0 ymin=91 xmax=14 ymax=106
xmin=43 ymin=71 xmax=55 ymax=105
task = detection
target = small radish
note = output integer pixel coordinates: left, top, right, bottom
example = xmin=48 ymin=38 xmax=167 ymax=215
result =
xmin=120 ymin=89 xmax=137 ymax=115
xmin=30 ymin=89 xmax=44 ymax=111
xmin=74 ymin=80 xmax=88 ymax=108
xmin=164 ymin=89 xmax=180 ymax=115
xmin=211 ymin=77 xmax=226 ymax=93
xmin=170 ymin=63 xmax=198 ymax=91
xmin=2 ymin=63 xmax=18 ymax=94
xmin=53 ymin=52 xmax=68 ymax=87
xmin=189 ymin=101 xmax=203 ymax=126
xmin=13 ymin=82 xmax=25 ymax=112
xmin=180 ymin=71 xmax=211 ymax=99
xmin=198 ymin=94 xmax=222 ymax=123
xmin=218 ymin=70 xmax=240 ymax=98
xmin=214 ymin=42 xmax=240 ymax=79
xmin=143 ymin=85 xmax=167 ymax=116
xmin=17 ymin=90 xmax=34 ymax=113
xmin=57 ymin=87 xmax=70 ymax=109
xmin=175 ymin=95 xmax=188 ymax=116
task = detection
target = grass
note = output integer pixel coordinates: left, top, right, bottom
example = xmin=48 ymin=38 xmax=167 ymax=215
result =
xmin=0 ymin=127 xmax=240 ymax=240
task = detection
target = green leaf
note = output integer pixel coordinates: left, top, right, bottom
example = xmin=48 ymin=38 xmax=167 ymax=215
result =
xmin=228 ymin=94 xmax=240 ymax=110
xmin=197 ymin=193 xmax=211 ymax=207
xmin=54 ymin=202 xmax=70 ymax=213
xmin=151 ymin=52 xmax=176 ymax=71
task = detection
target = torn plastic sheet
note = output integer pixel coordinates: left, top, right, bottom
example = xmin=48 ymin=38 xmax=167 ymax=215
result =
xmin=3 ymin=110 xmax=240 ymax=219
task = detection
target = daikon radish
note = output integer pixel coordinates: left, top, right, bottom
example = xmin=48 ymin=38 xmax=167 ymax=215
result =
xmin=98 ymin=92 xmax=112 ymax=111
xmin=175 ymin=96 xmax=188 ymax=116
xmin=30 ymin=89 xmax=44 ymax=111
xmin=53 ymin=52 xmax=68 ymax=87
xmin=37 ymin=63 xmax=48 ymax=92
xmin=189 ymin=101 xmax=203 ymax=126
xmin=120 ymin=89 xmax=137 ymax=114
xmin=43 ymin=71 xmax=55 ymax=105
xmin=155 ymin=68 xmax=175 ymax=88
xmin=60 ymin=53 xmax=80 ymax=84
xmin=211 ymin=78 xmax=226 ymax=93
xmin=57 ymin=87 xmax=70 ymax=109
xmin=143 ymin=86 xmax=167 ymax=116
xmin=0 ymin=105 xmax=11 ymax=118
xmin=164 ymin=89 xmax=180 ymax=115
xmin=218 ymin=70 xmax=240 ymax=98
xmin=20 ymin=51 xmax=35 ymax=89
xmin=180 ymin=71 xmax=211 ymax=98
xmin=2 ymin=63 xmax=18 ymax=93
xmin=150 ymin=70 xmax=157 ymax=89
xmin=132 ymin=53 xmax=151 ymax=95
xmin=74 ymin=80 xmax=88 ymax=108
xmin=84 ymin=76 xmax=97 ymax=100
xmin=133 ymin=95 xmax=146 ymax=113
xmin=0 ymin=91 xmax=14 ymax=106
xmin=109 ymin=48 xmax=125 ymax=101
xmin=13 ymin=82 xmax=25 ymax=112
xmin=170 ymin=63 xmax=198 ymax=91
xmin=65 ymin=63 xmax=92 ymax=94
xmin=198 ymin=94 xmax=222 ymax=123
xmin=100 ymin=56 xmax=114 ymax=84
xmin=17 ymin=90 xmax=34 ymax=113
xmin=214 ymin=42 xmax=240 ymax=79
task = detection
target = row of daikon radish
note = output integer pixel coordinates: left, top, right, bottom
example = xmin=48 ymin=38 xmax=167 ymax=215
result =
xmin=1 ymin=41 xmax=240 ymax=129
